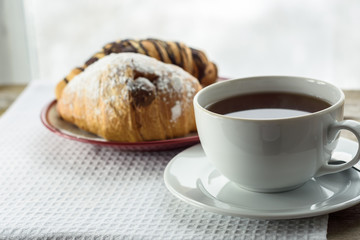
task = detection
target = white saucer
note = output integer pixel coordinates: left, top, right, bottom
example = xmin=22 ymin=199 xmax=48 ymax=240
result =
xmin=164 ymin=137 xmax=360 ymax=219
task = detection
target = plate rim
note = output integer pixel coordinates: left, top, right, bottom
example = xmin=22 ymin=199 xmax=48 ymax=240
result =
xmin=164 ymin=138 xmax=360 ymax=219
xmin=40 ymin=99 xmax=200 ymax=150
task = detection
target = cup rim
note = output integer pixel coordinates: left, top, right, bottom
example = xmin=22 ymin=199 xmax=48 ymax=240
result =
xmin=194 ymin=75 xmax=345 ymax=122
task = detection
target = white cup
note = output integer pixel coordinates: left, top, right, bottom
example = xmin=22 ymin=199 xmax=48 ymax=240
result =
xmin=194 ymin=76 xmax=360 ymax=192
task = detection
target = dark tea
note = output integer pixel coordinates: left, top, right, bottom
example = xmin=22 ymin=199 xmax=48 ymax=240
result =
xmin=205 ymin=92 xmax=331 ymax=119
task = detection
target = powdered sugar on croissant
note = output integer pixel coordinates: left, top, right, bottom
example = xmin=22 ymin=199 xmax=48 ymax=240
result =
xmin=56 ymin=53 xmax=202 ymax=142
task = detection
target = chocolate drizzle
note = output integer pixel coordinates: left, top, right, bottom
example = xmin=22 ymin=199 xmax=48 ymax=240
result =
xmin=128 ymin=70 xmax=157 ymax=107
xmin=160 ymin=40 xmax=177 ymax=65
xmin=175 ymin=42 xmax=184 ymax=68
xmin=85 ymin=57 xmax=98 ymax=66
xmin=60 ymin=38 xmax=217 ymax=91
xmin=148 ymin=38 xmax=165 ymax=62
xmin=133 ymin=70 xmax=158 ymax=82
xmin=139 ymin=41 xmax=149 ymax=56
xmin=190 ymin=48 xmax=206 ymax=84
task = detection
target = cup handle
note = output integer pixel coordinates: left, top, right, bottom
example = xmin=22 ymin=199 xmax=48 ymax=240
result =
xmin=315 ymin=120 xmax=360 ymax=177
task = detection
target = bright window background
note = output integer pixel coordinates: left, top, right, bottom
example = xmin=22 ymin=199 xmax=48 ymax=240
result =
xmin=3 ymin=0 xmax=360 ymax=89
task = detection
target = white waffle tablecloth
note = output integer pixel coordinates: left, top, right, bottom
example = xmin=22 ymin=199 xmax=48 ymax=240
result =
xmin=0 ymin=81 xmax=328 ymax=239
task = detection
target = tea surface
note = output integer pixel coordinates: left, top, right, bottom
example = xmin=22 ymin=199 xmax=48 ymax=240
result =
xmin=205 ymin=92 xmax=331 ymax=119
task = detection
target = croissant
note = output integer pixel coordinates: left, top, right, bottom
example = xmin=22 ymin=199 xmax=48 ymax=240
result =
xmin=56 ymin=53 xmax=202 ymax=142
xmin=55 ymin=38 xmax=217 ymax=99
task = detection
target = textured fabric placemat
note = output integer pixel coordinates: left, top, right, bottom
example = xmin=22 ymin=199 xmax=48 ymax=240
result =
xmin=0 ymin=81 xmax=328 ymax=239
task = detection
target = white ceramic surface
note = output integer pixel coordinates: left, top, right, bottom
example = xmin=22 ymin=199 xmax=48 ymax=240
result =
xmin=193 ymin=76 xmax=360 ymax=192
xmin=164 ymin=138 xmax=360 ymax=220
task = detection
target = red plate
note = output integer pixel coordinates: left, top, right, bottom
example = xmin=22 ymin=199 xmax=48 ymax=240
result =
xmin=40 ymin=100 xmax=200 ymax=151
